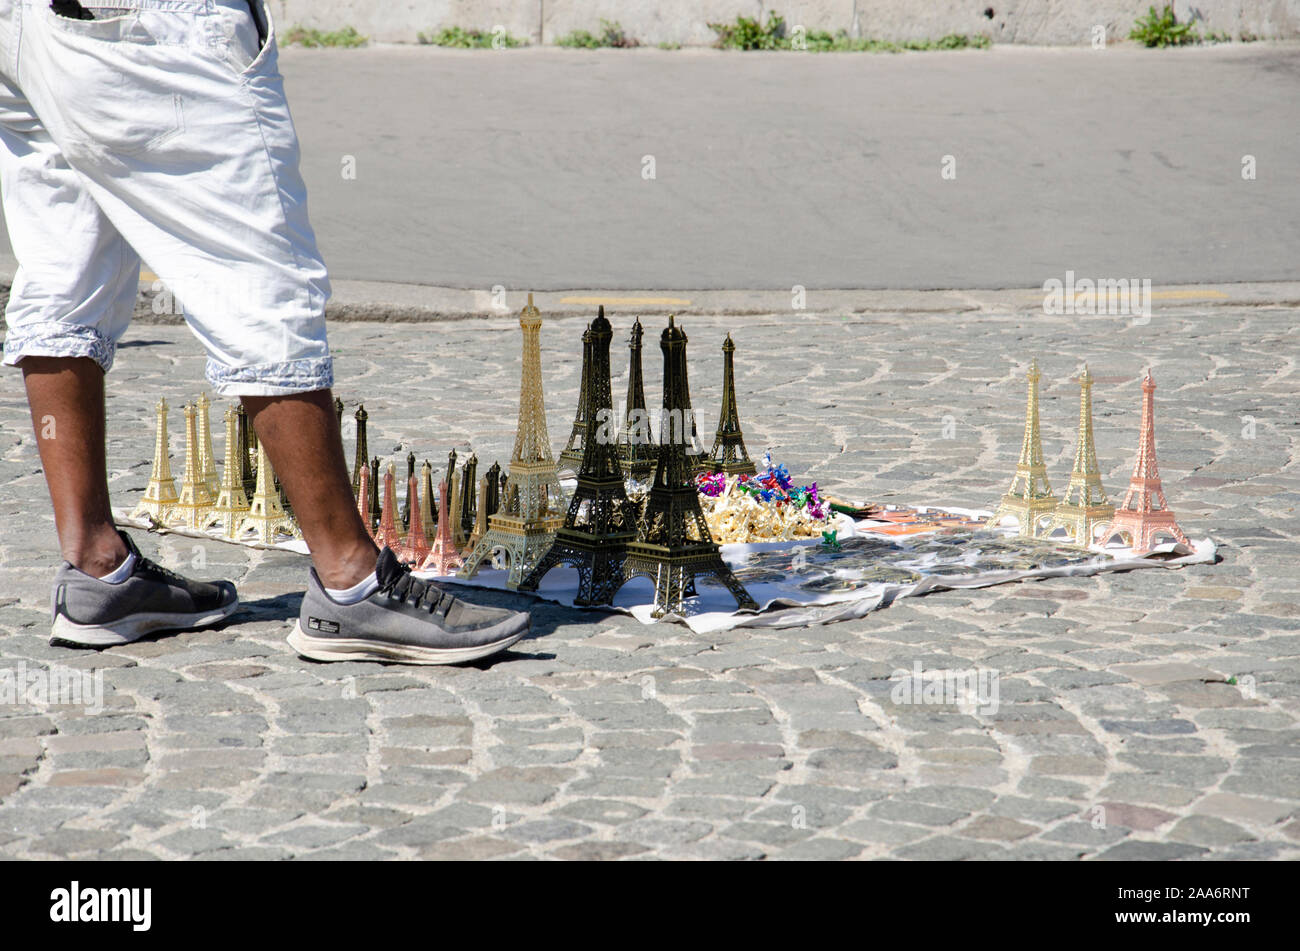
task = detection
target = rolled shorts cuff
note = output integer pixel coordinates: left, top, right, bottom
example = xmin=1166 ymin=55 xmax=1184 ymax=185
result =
xmin=1 ymin=322 xmax=116 ymax=373
xmin=206 ymin=354 xmax=334 ymax=397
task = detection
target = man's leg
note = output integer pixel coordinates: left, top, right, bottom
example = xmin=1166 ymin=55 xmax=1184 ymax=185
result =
xmin=241 ymin=389 xmax=376 ymax=590
xmin=20 ymin=357 xmax=127 ymax=578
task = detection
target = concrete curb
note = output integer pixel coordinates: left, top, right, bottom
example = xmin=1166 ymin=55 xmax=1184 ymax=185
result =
xmin=5 ymin=275 xmax=1299 ymax=328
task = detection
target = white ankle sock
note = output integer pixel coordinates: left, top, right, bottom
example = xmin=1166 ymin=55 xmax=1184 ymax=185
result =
xmin=325 ymin=573 xmax=380 ymax=604
xmin=97 ymin=552 xmax=137 ymax=584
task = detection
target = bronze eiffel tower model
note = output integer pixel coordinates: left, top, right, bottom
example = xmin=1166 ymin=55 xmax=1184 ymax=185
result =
xmin=619 ymin=317 xmax=758 ymax=617
xmin=459 ymin=294 xmax=566 ymax=588
xmin=351 ymin=404 xmax=369 ymax=497
xmin=521 ymin=311 xmax=636 ymax=604
xmin=557 ymin=319 xmax=594 ymax=478
xmin=705 ymin=333 xmax=757 ymax=476
xmin=618 ymin=317 xmax=656 ymax=480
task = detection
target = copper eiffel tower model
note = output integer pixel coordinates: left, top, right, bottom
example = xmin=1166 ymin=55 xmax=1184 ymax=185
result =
xmin=397 ymin=474 xmax=431 ymax=565
xmin=705 ymin=333 xmax=757 ymax=476
xmin=375 ymin=462 xmax=403 ymax=551
xmin=521 ymin=311 xmax=636 ymax=604
xmin=169 ymin=403 xmax=216 ymax=530
xmin=618 ymin=317 xmax=656 ymax=481
xmin=621 ymin=317 xmax=758 ymax=617
xmin=351 ymin=404 xmax=369 ymax=497
xmin=206 ymin=405 xmax=252 ymax=538
xmin=459 ymin=294 xmax=566 ymax=588
xmin=990 ymin=358 xmax=1057 ymax=537
xmin=131 ymin=397 xmax=179 ymax=522
xmin=421 ymin=479 xmax=464 ymax=575
xmin=1046 ymin=365 xmax=1113 ymax=545
xmin=237 ymin=440 xmax=298 ymax=542
xmin=195 ymin=392 xmax=220 ymax=499
xmin=1102 ymin=370 xmax=1190 ymax=552
xmin=557 ymin=319 xmax=594 ymax=478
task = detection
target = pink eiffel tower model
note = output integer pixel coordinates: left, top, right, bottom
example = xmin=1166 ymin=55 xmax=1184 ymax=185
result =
xmin=356 ymin=463 xmax=374 ymax=542
xmin=421 ymin=479 xmax=464 ymax=576
xmin=1103 ymin=370 xmax=1190 ymax=552
xmin=396 ymin=474 xmax=431 ymax=566
xmin=375 ymin=462 xmax=403 ymax=551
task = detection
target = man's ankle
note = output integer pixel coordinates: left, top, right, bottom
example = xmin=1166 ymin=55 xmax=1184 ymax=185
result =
xmin=314 ymin=541 xmax=379 ymax=591
xmin=67 ymin=529 xmax=130 ymax=579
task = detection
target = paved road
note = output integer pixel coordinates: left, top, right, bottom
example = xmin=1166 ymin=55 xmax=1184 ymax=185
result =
xmin=3 ymin=45 xmax=1299 ymax=291
xmin=0 ymin=301 xmax=1296 ymax=859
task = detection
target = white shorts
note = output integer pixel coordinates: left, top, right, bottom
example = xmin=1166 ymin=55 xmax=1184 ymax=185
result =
xmin=0 ymin=0 xmax=332 ymax=395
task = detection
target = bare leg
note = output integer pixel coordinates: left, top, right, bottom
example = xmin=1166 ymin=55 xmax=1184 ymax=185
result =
xmin=242 ymin=389 xmax=377 ymax=589
xmin=21 ymin=357 xmax=128 ymax=577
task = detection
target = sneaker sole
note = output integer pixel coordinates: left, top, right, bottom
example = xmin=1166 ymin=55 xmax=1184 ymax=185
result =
xmin=49 ymin=599 xmax=240 ymax=648
xmin=287 ymin=618 xmax=528 ymax=666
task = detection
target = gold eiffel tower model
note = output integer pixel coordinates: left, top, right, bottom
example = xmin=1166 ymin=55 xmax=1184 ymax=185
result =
xmin=466 ymin=475 xmax=489 ymax=551
xmin=205 ymin=406 xmax=251 ymax=538
xmin=131 ymin=397 xmax=179 ymax=522
xmin=168 ymin=403 xmax=217 ymax=530
xmin=195 ymin=392 xmax=220 ymax=499
xmin=237 ymin=440 xmax=298 ymax=542
xmin=990 ymin=358 xmax=1057 ymax=537
xmin=1045 ymin=365 xmax=1113 ymax=545
xmin=460 ymin=294 xmax=566 ymax=588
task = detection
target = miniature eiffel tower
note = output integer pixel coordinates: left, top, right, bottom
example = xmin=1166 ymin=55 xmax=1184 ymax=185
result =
xmin=368 ymin=455 xmax=380 ymax=532
xmin=205 ymin=406 xmax=251 ymax=538
xmin=420 ymin=460 xmax=437 ymax=537
xmin=237 ymin=440 xmax=297 ymax=542
xmin=236 ymin=404 xmax=256 ymax=498
xmin=558 ymin=319 xmax=594 ymax=478
xmin=521 ymin=310 xmax=636 ymax=604
xmin=1102 ymin=370 xmax=1190 ymax=552
xmin=990 ymin=358 xmax=1057 ymax=537
xmin=334 ymin=396 xmax=344 ymax=431
xmin=484 ymin=461 xmax=502 ymax=519
xmin=444 ymin=448 xmax=457 ymax=507
xmin=458 ymin=453 xmax=478 ymax=546
xmin=706 ymin=333 xmax=757 ymax=476
xmin=448 ymin=467 xmax=463 ymax=549
xmin=466 ymin=475 xmax=489 ymax=551
xmin=357 ymin=462 xmax=373 ymax=540
xmin=351 ymin=405 xmax=369 ymax=497
xmin=460 ymin=294 xmax=566 ymax=587
xmin=421 ymin=480 xmax=464 ymax=576
xmin=131 ymin=397 xmax=179 ymax=522
xmin=375 ymin=462 xmax=403 ymax=550
xmin=397 ymin=474 xmax=431 ymax=565
xmin=1046 ymin=365 xmax=1113 ymax=545
xmin=619 ymin=317 xmax=758 ymax=617
xmin=619 ymin=317 xmax=656 ymax=481
xmin=400 ymin=451 xmax=416 ymax=530
xmin=169 ymin=403 xmax=216 ymax=530
xmin=195 ymin=392 xmax=220 ymax=498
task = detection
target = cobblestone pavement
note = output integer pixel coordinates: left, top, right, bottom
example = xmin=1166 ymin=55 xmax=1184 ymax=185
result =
xmin=0 ymin=302 xmax=1297 ymax=860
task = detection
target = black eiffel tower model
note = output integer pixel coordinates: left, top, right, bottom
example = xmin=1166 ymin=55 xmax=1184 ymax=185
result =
xmin=705 ymin=333 xmax=757 ymax=476
xmin=458 ymin=452 xmax=478 ymax=543
xmin=618 ymin=317 xmax=758 ymax=617
xmin=618 ymin=317 xmax=656 ymax=481
xmin=557 ymin=320 xmax=594 ymax=478
xmin=521 ymin=311 xmax=636 ymax=605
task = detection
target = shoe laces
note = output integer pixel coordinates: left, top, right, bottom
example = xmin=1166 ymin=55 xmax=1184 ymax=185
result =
xmin=136 ymin=556 xmax=191 ymax=587
xmin=379 ymin=563 xmax=452 ymax=615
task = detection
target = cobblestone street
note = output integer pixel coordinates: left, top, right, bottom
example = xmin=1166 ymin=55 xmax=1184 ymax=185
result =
xmin=0 ymin=300 xmax=1296 ymax=860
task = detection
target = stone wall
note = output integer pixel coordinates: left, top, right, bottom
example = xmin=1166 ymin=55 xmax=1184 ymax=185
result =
xmin=268 ymin=1 xmax=1300 ymax=46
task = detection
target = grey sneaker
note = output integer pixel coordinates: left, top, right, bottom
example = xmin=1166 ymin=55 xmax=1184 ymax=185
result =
xmin=51 ymin=532 xmax=239 ymax=647
xmin=288 ymin=548 xmax=530 ymax=665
